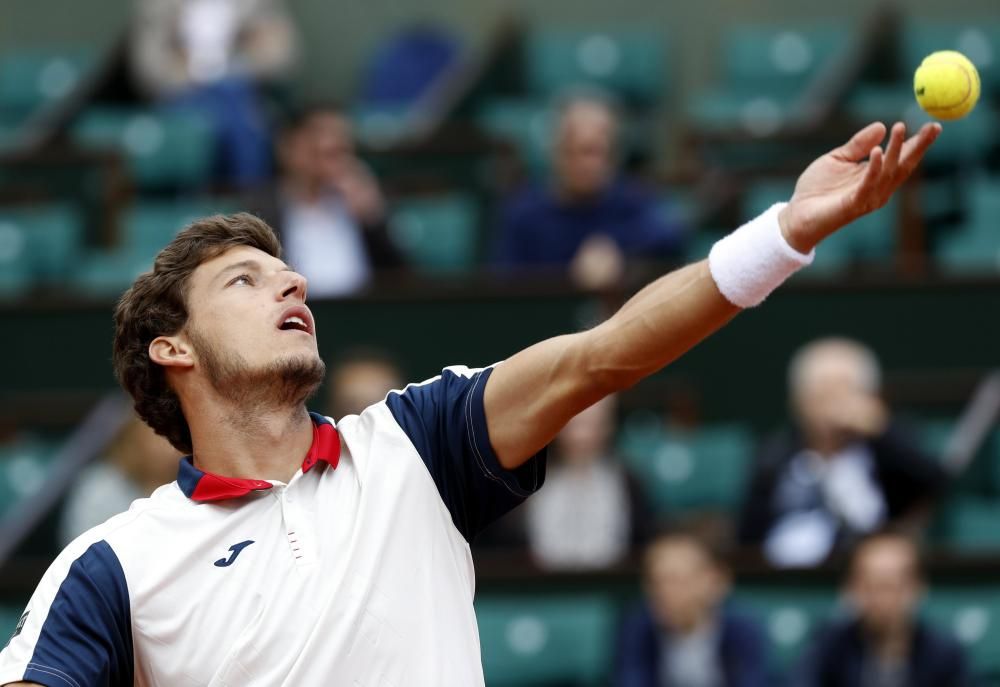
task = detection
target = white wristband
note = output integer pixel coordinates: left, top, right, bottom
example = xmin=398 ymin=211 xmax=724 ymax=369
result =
xmin=708 ymin=202 xmax=814 ymax=308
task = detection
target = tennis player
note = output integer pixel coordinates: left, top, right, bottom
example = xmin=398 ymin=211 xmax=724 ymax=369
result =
xmin=0 ymin=121 xmax=938 ymax=686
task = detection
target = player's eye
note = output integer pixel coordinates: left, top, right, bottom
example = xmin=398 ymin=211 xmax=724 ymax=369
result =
xmin=227 ymin=273 xmax=254 ymax=287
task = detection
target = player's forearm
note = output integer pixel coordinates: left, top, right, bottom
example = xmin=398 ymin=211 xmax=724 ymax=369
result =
xmin=582 ymin=259 xmax=740 ymax=393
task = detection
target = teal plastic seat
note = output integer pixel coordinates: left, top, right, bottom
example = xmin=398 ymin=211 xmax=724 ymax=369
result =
xmin=938 ymin=498 xmax=1000 ymax=551
xmin=0 ymin=203 xmax=84 ymax=289
xmin=732 ymin=586 xmax=839 ymax=673
xmin=476 ymin=98 xmax=554 ymax=178
xmin=924 ymin=586 xmax=1000 ymax=677
xmin=936 ymin=176 xmax=1000 ymax=273
xmin=0 ymin=49 xmax=94 ymax=120
xmin=618 ymin=413 xmax=754 ymax=514
xmin=902 ymin=22 xmax=1000 ymax=95
xmin=725 ymin=25 xmax=849 ymax=93
xmin=524 ymin=28 xmax=666 ymax=104
xmin=72 ymin=198 xmax=239 ymax=296
xmin=73 ymin=108 xmax=215 ymax=189
xmin=388 ymin=194 xmax=479 ymax=273
xmin=0 ymin=437 xmax=60 ymax=519
xmin=476 ymin=595 xmax=618 ymax=687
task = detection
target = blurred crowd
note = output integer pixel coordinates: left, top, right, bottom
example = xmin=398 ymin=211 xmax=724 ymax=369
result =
xmin=6 ymin=0 xmax=999 ymax=685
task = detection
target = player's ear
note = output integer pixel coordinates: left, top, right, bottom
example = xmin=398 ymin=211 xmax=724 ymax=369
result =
xmin=149 ymin=334 xmax=195 ymax=369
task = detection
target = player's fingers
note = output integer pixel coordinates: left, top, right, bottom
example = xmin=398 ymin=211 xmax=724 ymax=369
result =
xmin=837 ymin=122 xmax=888 ymax=161
xmin=898 ymin=122 xmax=942 ymax=177
xmin=855 ymin=146 xmax=883 ymax=211
xmin=882 ymin=122 xmax=906 ymax=181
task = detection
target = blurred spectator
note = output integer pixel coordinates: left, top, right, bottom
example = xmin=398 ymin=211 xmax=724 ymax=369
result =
xmin=59 ymin=415 xmax=179 ymax=546
xmin=738 ymin=338 xmax=946 ymax=568
xmin=249 ymin=104 xmax=406 ymax=297
xmin=326 ymin=348 xmax=404 ymax=419
xmin=130 ymin=0 xmax=299 ymax=187
xmin=524 ymin=395 xmax=650 ymax=570
xmin=616 ymin=526 xmax=769 ymax=687
xmin=792 ymin=531 xmax=969 ymax=687
xmin=492 ymin=93 xmax=685 ymax=289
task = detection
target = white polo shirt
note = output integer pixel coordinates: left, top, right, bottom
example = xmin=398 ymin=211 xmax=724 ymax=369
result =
xmin=0 ymin=365 xmax=546 ymax=687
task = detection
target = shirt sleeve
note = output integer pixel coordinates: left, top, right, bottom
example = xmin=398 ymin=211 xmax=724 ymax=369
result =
xmin=0 ymin=540 xmax=133 ymax=687
xmin=385 ymin=365 xmax=546 ymax=541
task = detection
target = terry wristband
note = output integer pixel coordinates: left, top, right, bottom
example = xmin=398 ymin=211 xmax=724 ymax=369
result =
xmin=708 ymin=202 xmax=815 ymax=308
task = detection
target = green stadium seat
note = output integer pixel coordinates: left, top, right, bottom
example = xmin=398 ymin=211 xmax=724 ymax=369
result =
xmin=0 ymin=437 xmax=60 ymax=519
xmin=938 ymin=498 xmax=1000 ymax=551
xmin=72 ymin=198 xmax=239 ymax=296
xmin=902 ymin=22 xmax=1000 ymax=95
xmin=724 ymin=25 xmax=850 ymax=94
xmin=924 ymin=586 xmax=1000 ymax=677
xmin=732 ymin=586 xmax=840 ymax=673
xmin=618 ymin=413 xmax=753 ymax=514
xmin=476 ymin=595 xmax=618 ymax=687
xmin=0 ymin=605 xmax=26 ymax=641
xmin=523 ymin=28 xmax=666 ymax=105
xmin=0 ymin=49 xmax=94 ymax=120
xmin=936 ymin=176 xmax=1000 ymax=273
xmin=388 ymin=194 xmax=479 ymax=273
xmin=72 ymin=107 xmax=215 ymax=189
xmin=476 ymin=98 xmax=554 ymax=178
xmin=0 ymin=203 xmax=84 ymax=287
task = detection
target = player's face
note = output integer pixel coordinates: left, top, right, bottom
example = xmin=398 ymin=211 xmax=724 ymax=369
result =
xmin=849 ymin=540 xmax=922 ymax=633
xmin=183 ymin=245 xmax=322 ymax=389
xmin=646 ymin=539 xmax=728 ymax=633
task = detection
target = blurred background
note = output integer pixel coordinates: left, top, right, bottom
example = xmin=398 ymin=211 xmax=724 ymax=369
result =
xmin=1 ymin=0 xmax=1000 ymax=684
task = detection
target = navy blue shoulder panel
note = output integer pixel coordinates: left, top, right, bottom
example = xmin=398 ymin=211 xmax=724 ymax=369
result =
xmin=26 ymin=540 xmax=133 ymax=687
xmin=386 ymin=366 xmax=546 ymax=540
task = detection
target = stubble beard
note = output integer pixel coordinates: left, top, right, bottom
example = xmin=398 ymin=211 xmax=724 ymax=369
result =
xmin=189 ymin=328 xmax=326 ymax=413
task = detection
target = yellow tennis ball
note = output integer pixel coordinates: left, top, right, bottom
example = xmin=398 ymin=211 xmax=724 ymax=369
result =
xmin=914 ymin=50 xmax=981 ymax=121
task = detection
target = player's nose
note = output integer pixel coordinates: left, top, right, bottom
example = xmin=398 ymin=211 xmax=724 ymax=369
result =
xmin=278 ymin=270 xmax=308 ymax=302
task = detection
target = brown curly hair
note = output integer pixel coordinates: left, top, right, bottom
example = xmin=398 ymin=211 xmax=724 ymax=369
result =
xmin=112 ymin=213 xmax=281 ymax=453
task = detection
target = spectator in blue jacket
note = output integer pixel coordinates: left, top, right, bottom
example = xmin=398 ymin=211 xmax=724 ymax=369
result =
xmin=792 ymin=531 xmax=969 ymax=687
xmin=493 ymin=94 xmax=684 ymax=289
xmin=616 ymin=527 xmax=768 ymax=687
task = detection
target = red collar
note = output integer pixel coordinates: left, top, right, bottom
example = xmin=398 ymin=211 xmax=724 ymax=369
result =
xmin=177 ymin=412 xmax=341 ymax=502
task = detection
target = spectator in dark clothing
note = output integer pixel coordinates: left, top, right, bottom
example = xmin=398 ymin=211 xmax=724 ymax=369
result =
xmin=493 ymin=94 xmax=684 ymax=289
xmin=792 ymin=531 xmax=969 ymax=687
xmin=616 ymin=528 xmax=769 ymax=687
xmin=248 ymin=105 xmax=405 ymax=297
xmin=738 ymin=338 xmax=946 ymax=567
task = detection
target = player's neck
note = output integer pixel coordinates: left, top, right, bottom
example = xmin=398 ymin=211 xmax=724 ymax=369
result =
xmin=187 ymin=399 xmax=315 ymax=484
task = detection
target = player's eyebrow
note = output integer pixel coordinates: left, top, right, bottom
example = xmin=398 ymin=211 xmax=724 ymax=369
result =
xmin=215 ymin=259 xmax=292 ymax=284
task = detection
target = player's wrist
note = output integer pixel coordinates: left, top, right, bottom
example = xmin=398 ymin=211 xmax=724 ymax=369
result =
xmin=708 ymin=202 xmax=815 ymax=308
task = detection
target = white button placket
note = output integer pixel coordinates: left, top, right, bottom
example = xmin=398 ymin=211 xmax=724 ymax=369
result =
xmin=276 ymin=485 xmax=315 ymax=568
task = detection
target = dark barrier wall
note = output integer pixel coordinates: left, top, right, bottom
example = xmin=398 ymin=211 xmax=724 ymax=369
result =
xmin=2 ymin=276 xmax=996 ymax=427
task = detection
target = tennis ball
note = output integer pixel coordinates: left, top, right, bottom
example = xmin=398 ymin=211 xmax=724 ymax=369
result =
xmin=914 ymin=50 xmax=980 ymax=121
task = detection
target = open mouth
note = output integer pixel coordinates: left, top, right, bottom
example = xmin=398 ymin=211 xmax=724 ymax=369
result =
xmin=276 ymin=307 xmax=314 ymax=335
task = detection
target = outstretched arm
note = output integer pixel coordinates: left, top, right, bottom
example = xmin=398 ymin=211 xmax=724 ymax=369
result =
xmin=485 ymin=121 xmax=940 ymax=469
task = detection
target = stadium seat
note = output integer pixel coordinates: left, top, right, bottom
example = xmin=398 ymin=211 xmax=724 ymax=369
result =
xmin=523 ymin=28 xmax=666 ymax=105
xmin=618 ymin=412 xmax=754 ymax=514
xmin=388 ymin=194 xmax=479 ymax=273
xmin=688 ymin=25 xmax=849 ymax=134
xmin=0 ymin=49 xmax=94 ymax=120
xmin=72 ymin=198 xmax=239 ymax=296
xmin=924 ymin=586 xmax=1000 ymax=678
xmin=936 ymin=176 xmax=1000 ymax=273
xmin=0 ymin=437 xmax=60 ymax=520
xmin=476 ymin=98 xmax=554 ymax=178
xmin=731 ymin=586 xmax=840 ymax=673
xmin=475 ymin=595 xmax=618 ymax=687
xmin=0 ymin=203 xmax=84 ymax=288
xmin=902 ymin=22 xmax=1000 ymax=95
xmin=938 ymin=498 xmax=1000 ymax=551
xmin=72 ymin=108 xmax=215 ymax=189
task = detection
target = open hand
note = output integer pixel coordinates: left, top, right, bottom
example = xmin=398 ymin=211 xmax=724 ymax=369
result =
xmin=778 ymin=121 xmax=941 ymax=253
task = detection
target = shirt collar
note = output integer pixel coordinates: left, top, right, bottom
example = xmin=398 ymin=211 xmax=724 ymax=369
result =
xmin=177 ymin=412 xmax=341 ymax=502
